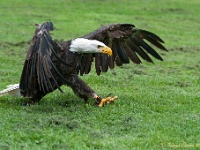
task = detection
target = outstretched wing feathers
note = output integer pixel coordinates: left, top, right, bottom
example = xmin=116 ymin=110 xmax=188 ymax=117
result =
xmin=36 ymin=31 xmax=62 ymax=92
xmin=137 ymin=38 xmax=163 ymax=60
xmin=101 ymin=54 xmax=109 ymax=72
xmin=79 ymin=54 xmax=93 ymax=75
xmin=139 ymin=30 xmax=165 ymax=43
xmin=126 ymin=38 xmax=153 ymax=63
xmin=81 ymin=24 xmax=167 ymax=75
xmin=113 ymin=39 xmax=129 ymax=63
xmin=134 ymin=29 xmax=167 ymax=51
xmin=20 ymin=22 xmax=70 ymax=97
xmin=121 ymin=42 xmax=141 ymax=64
xmin=145 ymin=36 xmax=167 ymax=51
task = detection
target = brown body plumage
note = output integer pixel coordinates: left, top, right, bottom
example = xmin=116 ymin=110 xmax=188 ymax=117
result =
xmin=18 ymin=22 xmax=167 ymax=106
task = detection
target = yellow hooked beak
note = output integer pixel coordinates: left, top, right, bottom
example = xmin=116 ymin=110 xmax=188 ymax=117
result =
xmin=99 ymin=46 xmax=112 ymax=56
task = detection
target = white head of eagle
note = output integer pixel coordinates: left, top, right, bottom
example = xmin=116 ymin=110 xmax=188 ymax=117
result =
xmin=69 ymin=38 xmax=112 ymax=56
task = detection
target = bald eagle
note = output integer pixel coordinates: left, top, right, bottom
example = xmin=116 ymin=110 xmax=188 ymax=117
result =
xmin=0 ymin=22 xmax=167 ymax=107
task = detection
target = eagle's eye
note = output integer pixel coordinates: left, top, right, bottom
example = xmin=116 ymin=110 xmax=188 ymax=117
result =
xmin=98 ymin=45 xmax=103 ymax=48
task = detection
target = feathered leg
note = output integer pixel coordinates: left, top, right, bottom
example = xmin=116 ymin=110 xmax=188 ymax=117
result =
xmin=66 ymin=74 xmax=117 ymax=107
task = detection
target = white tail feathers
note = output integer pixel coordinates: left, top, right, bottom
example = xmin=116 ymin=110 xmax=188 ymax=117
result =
xmin=0 ymin=84 xmax=21 ymax=97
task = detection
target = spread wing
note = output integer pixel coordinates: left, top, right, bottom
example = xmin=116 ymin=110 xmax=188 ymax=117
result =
xmin=79 ymin=24 xmax=167 ymax=75
xmin=20 ymin=22 xmax=70 ymax=98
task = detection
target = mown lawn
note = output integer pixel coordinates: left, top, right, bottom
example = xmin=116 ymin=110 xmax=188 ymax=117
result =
xmin=0 ymin=0 xmax=200 ymax=149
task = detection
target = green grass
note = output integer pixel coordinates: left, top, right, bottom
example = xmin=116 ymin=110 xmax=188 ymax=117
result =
xmin=0 ymin=0 xmax=200 ymax=149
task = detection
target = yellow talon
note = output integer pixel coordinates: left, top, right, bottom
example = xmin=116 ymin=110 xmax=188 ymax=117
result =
xmin=97 ymin=96 xmax=118 ymax=107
